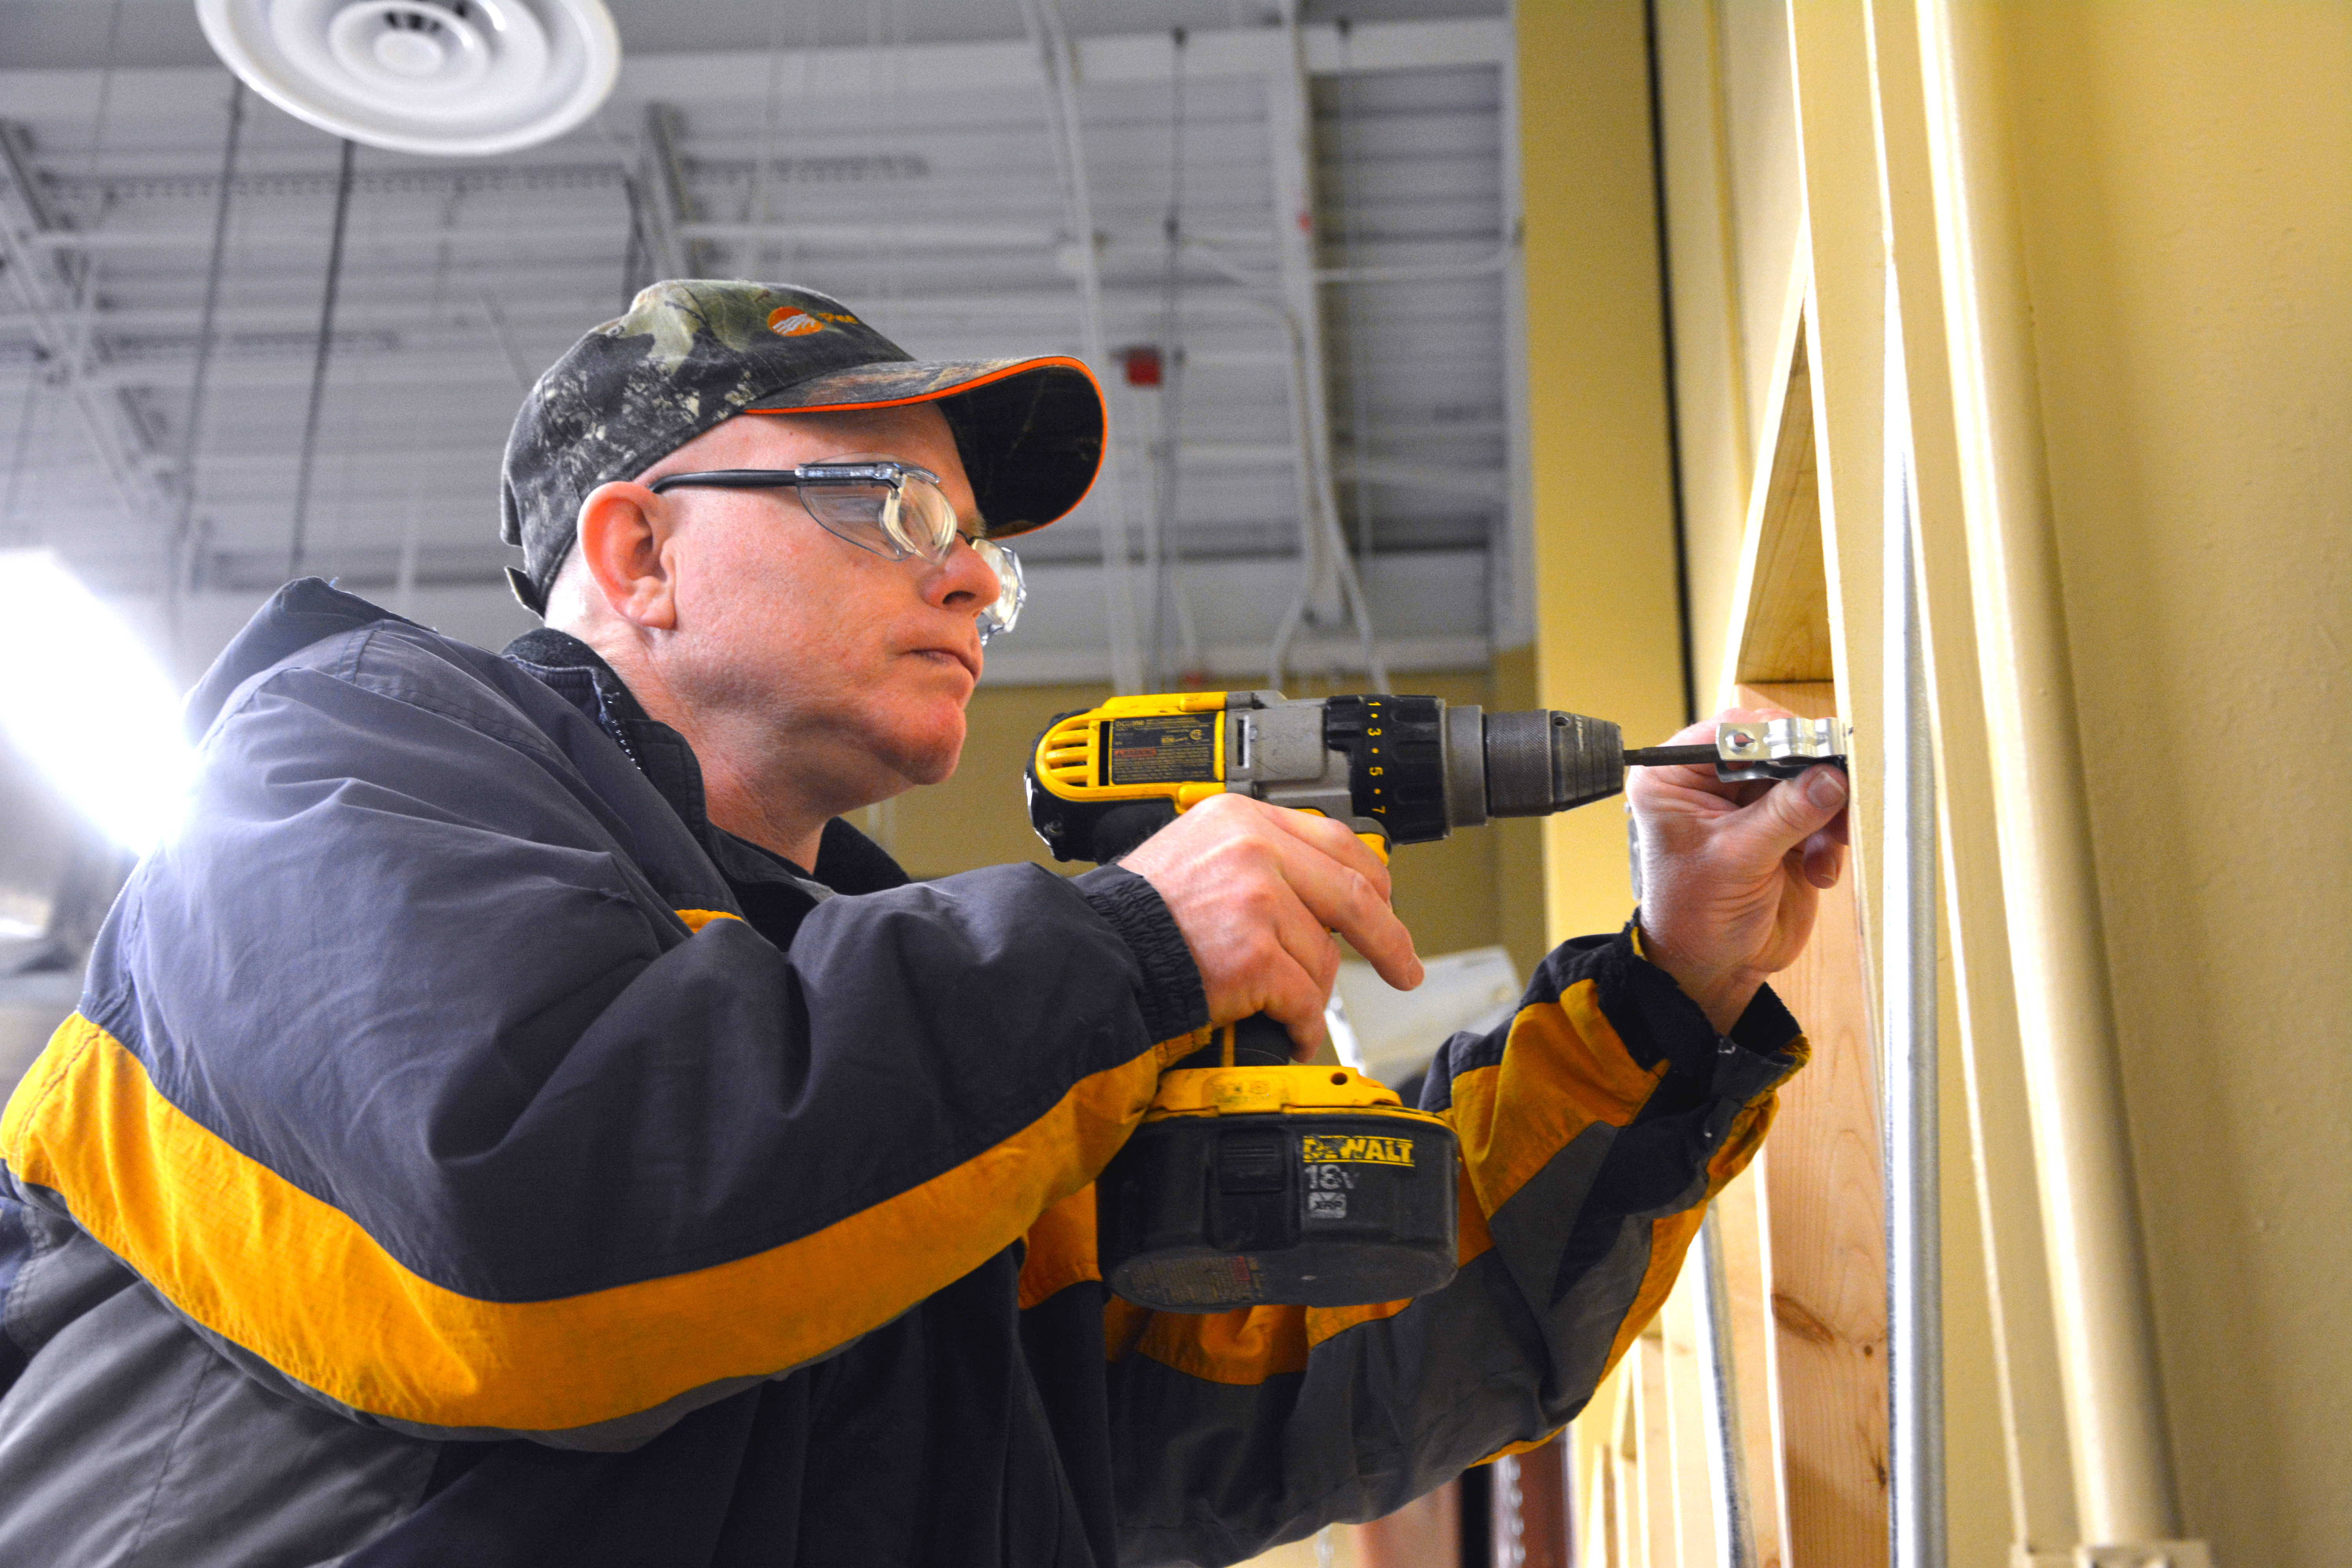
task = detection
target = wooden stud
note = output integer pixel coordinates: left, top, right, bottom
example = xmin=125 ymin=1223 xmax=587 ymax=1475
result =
xmin=1729 ymin=331 xmax=1833 ymax=686
xmin=1710 ymin=1166 xmax=1791 ymax=1567
xmin=1354 ymin=1479 xmax=1459 ymax=1568
xmin=1615 ymin=1357 xmax=1646 ymax=1567
xmin=1743 ymin=681 xmax=1890 ymax=1568
xmin=1594 ymin=1432 xmax=1622 ymax=1568
xmin=1659 ymin=1264 xmax=1723 ymax=1566
xmin=1635 ymin=1330 xmax=1679 ymax=1566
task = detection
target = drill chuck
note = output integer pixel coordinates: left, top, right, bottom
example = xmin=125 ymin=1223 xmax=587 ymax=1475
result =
xmin=1476 ymin=709 xmax=1626 ymax=821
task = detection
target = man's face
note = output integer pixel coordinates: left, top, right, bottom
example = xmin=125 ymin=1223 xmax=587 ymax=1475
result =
xmin=636 ymin=403 xmax=1001 ymax=813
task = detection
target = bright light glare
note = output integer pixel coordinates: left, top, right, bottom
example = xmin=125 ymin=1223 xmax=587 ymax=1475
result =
xmin=0 ymin=550 xmax=194 ymax=855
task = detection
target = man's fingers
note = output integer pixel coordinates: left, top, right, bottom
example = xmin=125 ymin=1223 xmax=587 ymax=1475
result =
xmin=1183 ymin=795 xmax=1416 ymax=986
xmin=1801 ymin=829 xmax=1846 ymax=889
xmin=1252 ymin=938 xmax=1334 ymax=1051
xmin=1269 ymin=829 xmax=1422 ymax=991
xmin=1719 ymin=763 xmax=1849 ymax=868
xmin=1265 ymin=898 xmax=1345 ymax=999
xmin=1257 ymin=799 xmax=1394 ymax=902
xmin=1118 ymin=791 xmax=1420 ymax=1048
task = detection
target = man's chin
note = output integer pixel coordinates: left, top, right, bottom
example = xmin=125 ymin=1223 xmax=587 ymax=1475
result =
xmin=884 ymin=719 xmax=966 ymax=789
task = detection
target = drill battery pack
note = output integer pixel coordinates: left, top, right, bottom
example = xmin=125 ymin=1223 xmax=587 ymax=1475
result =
xmin=1096 ymin=1059 xmax=1459 ymax=1312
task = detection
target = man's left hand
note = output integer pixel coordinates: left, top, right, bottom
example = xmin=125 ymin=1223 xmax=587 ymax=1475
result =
xmin=1630 ymin=706 xmax=1851 ymax=1034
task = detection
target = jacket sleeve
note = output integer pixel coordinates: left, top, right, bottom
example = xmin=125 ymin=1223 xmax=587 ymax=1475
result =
xmin=0 ymin=626 xmax=1207 ymax=1450
xmin=1091 ymin=926 xmax=1805 ymax=1566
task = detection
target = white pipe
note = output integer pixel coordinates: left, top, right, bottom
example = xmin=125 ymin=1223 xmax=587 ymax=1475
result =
xmin=1882 ymin=283 xmax=1945 ymax=1568
xmin=1263 ymin=0 xmax=1386 ymax=693
xmin=1912 ymin=0 xmax=2181 ymax=1544
xmin=1018 ymin=0 xmax=1145 ymax=695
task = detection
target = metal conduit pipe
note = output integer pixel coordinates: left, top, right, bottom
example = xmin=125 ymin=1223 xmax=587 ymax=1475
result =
xmin=167 ymin=79 xmax=244 ymax=633
xmin=1911 ymin=4 xmax=2202 ymax=1555
xmin=1882 ymin=292 xmax=1945 ymax=1568
xmin=1694 ymin=1212 xmax=1759 ymax=1568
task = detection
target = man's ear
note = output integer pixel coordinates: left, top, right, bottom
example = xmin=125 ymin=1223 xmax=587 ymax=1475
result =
xmin=575 ymin=481 xmax=678 ymax=630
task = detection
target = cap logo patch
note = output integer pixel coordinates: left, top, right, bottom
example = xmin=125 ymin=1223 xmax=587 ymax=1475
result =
xmin=768 ymin=307 xmax=825 ymax=338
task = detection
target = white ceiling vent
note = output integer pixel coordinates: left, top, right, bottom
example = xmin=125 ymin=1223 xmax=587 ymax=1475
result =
xmin=195 ymin=0 xmax=621 ymax=157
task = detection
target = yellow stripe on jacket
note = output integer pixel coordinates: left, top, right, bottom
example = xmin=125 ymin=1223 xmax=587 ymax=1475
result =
xmin=0 ymin=1011 xmax=1172 ymax=1435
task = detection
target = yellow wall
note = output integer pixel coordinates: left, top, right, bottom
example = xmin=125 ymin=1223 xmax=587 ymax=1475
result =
xmin=1517 ymin=0 xmax=1691 ymax=949
xmin=1992 ymin=5 xmax=2351 ymax=1559
xmin=1646 ymin=3 xmax=2352 ymax=1563
xmin=1518 ymin=0 xmax=1693 ymax=1521
xmin=1652 ymin=0 xmax=1808 ymax=706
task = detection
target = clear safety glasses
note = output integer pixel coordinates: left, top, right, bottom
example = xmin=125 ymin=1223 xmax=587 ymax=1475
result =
xmin=648 ymin=457 xmax=1027 ymax=643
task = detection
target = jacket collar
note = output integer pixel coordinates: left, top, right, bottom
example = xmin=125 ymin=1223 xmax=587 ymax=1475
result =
xmin=502 ymin=627 xmax=716 ymax=845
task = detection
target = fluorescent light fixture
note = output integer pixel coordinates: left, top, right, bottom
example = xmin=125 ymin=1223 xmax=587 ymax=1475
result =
xmin=0 ymin=550 xmax=194 ymax=856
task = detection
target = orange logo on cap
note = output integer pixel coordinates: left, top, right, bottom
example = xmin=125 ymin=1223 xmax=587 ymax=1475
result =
xmin=768 ymin=307 xmax=824 ymax=338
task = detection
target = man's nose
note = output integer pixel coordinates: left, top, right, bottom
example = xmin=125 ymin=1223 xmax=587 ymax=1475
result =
xmin=925 ymin=537 xmax=1000 ymax=609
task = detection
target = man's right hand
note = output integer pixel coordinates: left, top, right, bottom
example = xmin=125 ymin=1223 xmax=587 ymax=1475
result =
xmin=1118 ymin=793 xmax=1424 ymax=1054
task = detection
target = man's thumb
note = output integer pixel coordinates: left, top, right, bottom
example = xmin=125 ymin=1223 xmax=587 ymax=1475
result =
xmin=1754 ymin=765 xmax=1848 ymax=848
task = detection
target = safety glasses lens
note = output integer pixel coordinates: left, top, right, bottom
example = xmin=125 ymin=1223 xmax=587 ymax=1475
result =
xmin=973 ymin=540 xmax=1024 ymax=644
xmin=793 ymin=461 xmax=957 ymax=561
xmin=894 ymin=481 xmax=960 ymax=560
xmin=797 ymin=483 xmax=902 ymax=558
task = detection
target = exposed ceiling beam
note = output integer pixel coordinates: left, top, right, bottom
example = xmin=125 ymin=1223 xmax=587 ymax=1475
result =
xmin=0 ymin=295 xmax=1299 ymax=338
xmin=0 ymin=20 xmax=1509 ymax=121
xmin=0 ymin=120 xmax=172 ymax=521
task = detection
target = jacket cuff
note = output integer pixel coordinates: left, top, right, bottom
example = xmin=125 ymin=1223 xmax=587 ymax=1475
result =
xmin=1073 ymin=866 xmax=1208 ymax=1046
xmin=1613 ymin=920 xmax=1804 ymax=1102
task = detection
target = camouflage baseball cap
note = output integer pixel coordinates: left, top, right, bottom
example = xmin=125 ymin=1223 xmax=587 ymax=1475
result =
xmin=498 ymin=279 xmax=1104 ymax=613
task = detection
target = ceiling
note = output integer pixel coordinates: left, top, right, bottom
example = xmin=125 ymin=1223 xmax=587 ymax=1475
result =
xmin=0 ymin=0 xmax=1519 ymax=688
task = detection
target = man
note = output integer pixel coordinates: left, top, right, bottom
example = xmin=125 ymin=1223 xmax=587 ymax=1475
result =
xmin=0 ymin=281 xmax=1847 ymax=1566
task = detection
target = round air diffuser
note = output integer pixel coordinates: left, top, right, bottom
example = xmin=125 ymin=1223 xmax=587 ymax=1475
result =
xmin=195 ymin=0 xmax=621 ymax=157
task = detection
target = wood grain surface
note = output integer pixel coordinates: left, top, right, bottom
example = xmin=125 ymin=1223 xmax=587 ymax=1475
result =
xmin=1742 ymin=679 xmax=1889 ymax=1568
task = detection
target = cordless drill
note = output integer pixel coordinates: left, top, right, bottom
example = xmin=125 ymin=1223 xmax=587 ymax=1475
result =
xmin=1026 ymin=691 xmax=1848 ymax=1313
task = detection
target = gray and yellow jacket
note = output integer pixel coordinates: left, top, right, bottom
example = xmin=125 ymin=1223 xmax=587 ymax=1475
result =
xmin=0 ymin=581 xmax=1804 ymax=1566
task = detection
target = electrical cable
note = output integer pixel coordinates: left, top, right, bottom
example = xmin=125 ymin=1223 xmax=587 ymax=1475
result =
xmin=169 ymin=79 xmax=245 ymax=631
xmin=1149 ymin=25 xmax=1197 ymax=686
xmin=392 ymin=185 xmax=462 ymax=622
xmin=1336 ymin=17 xmax=1379 ymax=566
xmin=881 ymin=0 xmax=907 ymax=309
xmin=0 ymin=368 xmax=39 ymax=547
xmin=84 ymin=0 xmax=128 ymax=184
xmin=288 ymin=138 xmax=356 ymax=581
xmin=51 ymin=0 xmax=129 ymax=524
xmin=619 ymin=174 xmax=646 ymax=307
xmin=748 ymin=0 xmax=790 ymax=275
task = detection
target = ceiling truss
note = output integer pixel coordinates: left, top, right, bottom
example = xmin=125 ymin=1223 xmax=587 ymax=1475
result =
xmin=0 ymin=13 xmax=1522 ymax=688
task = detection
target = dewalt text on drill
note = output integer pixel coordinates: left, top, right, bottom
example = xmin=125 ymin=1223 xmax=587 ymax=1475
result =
xmin=1026 ymin=690 xmax=1849 ymax=1315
